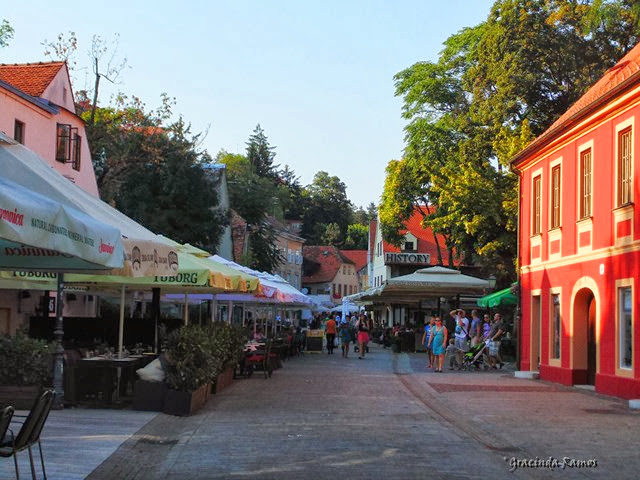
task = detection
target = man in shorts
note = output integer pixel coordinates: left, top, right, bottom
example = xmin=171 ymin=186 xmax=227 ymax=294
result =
xmin=487 ymin=313 xmax=505 ymax=369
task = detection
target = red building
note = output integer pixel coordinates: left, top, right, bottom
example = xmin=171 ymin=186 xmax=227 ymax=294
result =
xmin=512 ymin=43 xmax=640 ymax=398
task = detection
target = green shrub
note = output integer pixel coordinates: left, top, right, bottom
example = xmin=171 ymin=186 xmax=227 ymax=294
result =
xmin=163 ymin=323 xmax=249 ymax=391
xmin=0 ymin=333 xmax=52 ymax=386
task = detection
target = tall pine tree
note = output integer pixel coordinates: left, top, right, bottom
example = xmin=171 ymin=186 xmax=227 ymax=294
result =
xmin=246 ymin=124 xmax=278 ymax=178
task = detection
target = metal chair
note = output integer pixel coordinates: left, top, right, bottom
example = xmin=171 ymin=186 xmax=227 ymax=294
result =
xmin=0 ymin=406 xmax=15 ymax=450
xmin=0 ymin=389 xmax=54 ymax=479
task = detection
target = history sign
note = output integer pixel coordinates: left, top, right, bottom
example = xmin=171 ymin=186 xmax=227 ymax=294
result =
xmin=384 ymin=253 xmax=430 ymax=265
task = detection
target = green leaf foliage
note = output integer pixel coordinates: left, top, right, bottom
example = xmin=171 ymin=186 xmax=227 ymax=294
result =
xmin=163 ymin=323 xmax=249 ymax=392
xmin=0 ymin=333 xmax=52 ymax=386
xmin=383 ymin=0 xmax=640 ymax=286
xmin=83 ymin=98 xmax=228 ymax=253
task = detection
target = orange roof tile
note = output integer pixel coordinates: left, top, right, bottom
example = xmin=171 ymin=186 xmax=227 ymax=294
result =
xmin=512 ymin=42 xmax=640 ymax=165
xmin=340 ymin=250 xmax=368 ymax=272
xmin=302 ymin=246 xmax=354 ymax=284
xmin=0 ymin=62 xmax=65 ymax=97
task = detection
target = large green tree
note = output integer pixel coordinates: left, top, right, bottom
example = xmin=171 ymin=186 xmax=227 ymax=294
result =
xmin=83 ymin=97 xmax=227 ymax=253
xmin=301 ymin=171 xmax=353 ymax=245
xmin=382 ymin=0 xmax=640 ymax=285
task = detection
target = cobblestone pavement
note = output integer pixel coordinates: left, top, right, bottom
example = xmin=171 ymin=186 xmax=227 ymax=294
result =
xmin=80 ymin=344 xmax=640 ymax=480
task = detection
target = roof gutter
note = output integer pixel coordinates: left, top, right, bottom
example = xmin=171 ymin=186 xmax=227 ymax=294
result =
xmin=510 ymin=69 xmax=640 ymax=170
xmin=0 ymin=79 xmax=59 ymax=114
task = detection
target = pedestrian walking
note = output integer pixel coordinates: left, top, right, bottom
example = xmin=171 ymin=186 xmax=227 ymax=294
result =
xmin=357 ymin=319 xmax=369 ymax=359
xmin=487 ymin=313 xmax=505 ymax=369
xmin=339 ymin=320 xmax=351 ymax=358
xmin=325 ymin=315 xmax=337 ymax=354
xmin=421 ymin=316 xmax=435 ymax=368
xmin=427 ymin=317 xmax=447 ymax=372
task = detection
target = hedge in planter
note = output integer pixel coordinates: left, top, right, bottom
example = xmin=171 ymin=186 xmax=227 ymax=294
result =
xmin=162 ymin=324 xmax=249 ymax=415
xmin=0 ymin=332 xmax=52 ymax=409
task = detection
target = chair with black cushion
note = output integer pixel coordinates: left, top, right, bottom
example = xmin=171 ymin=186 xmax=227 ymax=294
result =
xmin=0 ymin=389 xmax=54 ymax=479
xmin=244 ymin=340 xmax=273 ymax=379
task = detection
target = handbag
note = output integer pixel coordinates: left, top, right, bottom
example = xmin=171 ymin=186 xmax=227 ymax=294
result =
xmin=333 ymin=337 xmax=339 ymax=347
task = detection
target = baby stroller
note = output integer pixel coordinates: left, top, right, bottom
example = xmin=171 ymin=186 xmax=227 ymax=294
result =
xmin=461 ymin=341 xmax=488 ymax=370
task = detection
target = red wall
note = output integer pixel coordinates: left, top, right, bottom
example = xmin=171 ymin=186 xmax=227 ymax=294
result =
xmin=517 ymin=99 xmax=640 ymax=399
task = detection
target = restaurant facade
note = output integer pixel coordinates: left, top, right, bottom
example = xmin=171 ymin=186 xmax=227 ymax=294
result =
xmin=512 ymin=42 xmax=640 ymax=399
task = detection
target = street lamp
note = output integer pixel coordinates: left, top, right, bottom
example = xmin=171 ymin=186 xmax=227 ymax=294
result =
xmin=488 ymin=274 xmax=497 ymax=290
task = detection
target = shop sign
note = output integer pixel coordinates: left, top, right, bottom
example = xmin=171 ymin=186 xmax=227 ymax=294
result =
xmin=385 ymin=253 xmax=430 ymax=265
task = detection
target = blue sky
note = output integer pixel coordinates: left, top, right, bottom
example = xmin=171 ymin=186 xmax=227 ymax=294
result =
xmin=2 ymin=1 xmax=494 ymax=209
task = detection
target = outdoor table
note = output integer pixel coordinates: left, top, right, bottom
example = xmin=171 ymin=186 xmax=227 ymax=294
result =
xmin=78 ymin=356 xmax=145 ymax=405
xmin=244 ymin=341 xmax=265 ymax=352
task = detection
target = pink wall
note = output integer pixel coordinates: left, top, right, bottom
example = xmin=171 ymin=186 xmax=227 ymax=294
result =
xmin=0 ymin=68 xmax=100 ymax=197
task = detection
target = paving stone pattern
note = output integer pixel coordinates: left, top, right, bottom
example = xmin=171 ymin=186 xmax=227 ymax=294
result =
xmin=88 ymin=346 xmax=638 ymax=479
xmin=3 ymin=345 xmax=638 ymax=479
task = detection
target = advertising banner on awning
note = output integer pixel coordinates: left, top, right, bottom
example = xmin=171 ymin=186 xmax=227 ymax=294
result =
xmin=0 ymin=177 xmax=124 ymax=271
xmin=0 ymin=132 xmax=177 ymax=277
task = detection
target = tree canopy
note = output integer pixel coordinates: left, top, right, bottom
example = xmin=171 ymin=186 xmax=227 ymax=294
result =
xmin=82 ymin=96 xmax=227 ymax=253
xmin=381 ymin=0 xmax=640 ymax=286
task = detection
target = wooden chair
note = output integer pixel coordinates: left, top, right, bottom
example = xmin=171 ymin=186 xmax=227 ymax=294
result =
xmin=0 ymin=389 xmax=54 ymax=479
xmin=244 ymin=340 xmax=273 ymax=379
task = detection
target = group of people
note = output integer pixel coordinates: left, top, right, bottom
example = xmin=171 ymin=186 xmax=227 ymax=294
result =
xmin=324 ymin=313 xmax=371 ymax=359
xmin=421 ymin=309 xmax=506 ymax=372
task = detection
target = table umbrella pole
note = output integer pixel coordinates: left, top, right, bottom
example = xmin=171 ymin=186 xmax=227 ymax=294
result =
xmin=118 ymin=285 xmax=125 ymax=358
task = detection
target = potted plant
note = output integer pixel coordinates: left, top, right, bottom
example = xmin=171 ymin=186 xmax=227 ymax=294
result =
xmin=162 ymin=325 xmax=216 ymax=416
xmin=210 ymin=324 xmax=248 ymax=393
xmin=0 ymin=332 xmax=52 ymax=409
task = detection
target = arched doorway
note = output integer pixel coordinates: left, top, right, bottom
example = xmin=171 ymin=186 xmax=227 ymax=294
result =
xmin=572 ymin=288 xmax=597 ymax=385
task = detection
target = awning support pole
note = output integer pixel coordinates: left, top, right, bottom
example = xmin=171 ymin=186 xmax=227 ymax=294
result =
xmin=52 ymin=273 xmax=65 ymax=409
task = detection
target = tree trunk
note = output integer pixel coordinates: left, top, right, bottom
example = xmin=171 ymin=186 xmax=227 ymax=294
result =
xmin=90 ymin=58 xmax=100 ymax=126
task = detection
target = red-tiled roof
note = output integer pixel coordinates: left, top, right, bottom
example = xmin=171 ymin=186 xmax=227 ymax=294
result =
xmin=302 ymin=246 xmax=354 ymax=284
xmin=230 ymin=210 xmax=248 ymax=262
xmin=340 ymin=249 xmax=367 ymax=272
xmin=512 ymin=42 xmax=640 ymax=165
xmin=383 ymin=208 xmax=458 ymax=265
xmin=0 ymin=62 xmax=65 ymax=97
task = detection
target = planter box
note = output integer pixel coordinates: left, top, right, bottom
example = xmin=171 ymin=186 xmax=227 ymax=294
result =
xmin=163 ymin=383 xmax=210 ymax=416
xmin=0 ymin=385 xmax=40 ymax=409
xmin=212 ymin=365 xmax=234 ymax=394
xmin=132 ymin=380 xmax=167 ymax=411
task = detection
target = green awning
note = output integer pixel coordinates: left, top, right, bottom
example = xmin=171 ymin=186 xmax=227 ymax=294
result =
xmin=477 ymin=286 xmax=517 ymax=308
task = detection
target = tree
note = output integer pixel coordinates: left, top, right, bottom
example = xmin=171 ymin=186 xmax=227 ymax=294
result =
xmin=42 ymin=31 xmax=78 ymax=71
xmin=0 ymin=19 xmax=13 ymax=49
xmin=246 ymin=124 xmax=278 ymax=178
xmin=322 ymin=223 xmax=342 ymax=246
xmin=366 ymin=202 xmax=378 ymax=220
xmin=87 ymin=34 xmax=128 ymax=125
xmin=83 ymin=98 xmax=227 ymax=253
xmin=301 ymin=171 xmax=353 ymax=245
xmin=216 ymin=150 xmax=282 ymax=273
xmin=343 ymin=224 xmax=369 ymax=250
xmin=277 ymin=164 xmax=306 ymax=220
xmin=385 ymin=0 xmax=640 ymax=285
